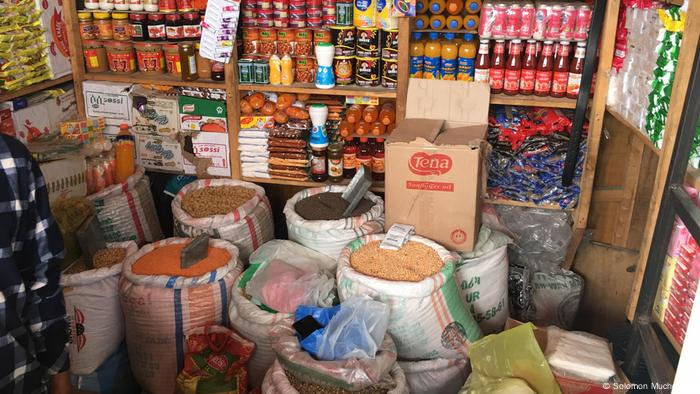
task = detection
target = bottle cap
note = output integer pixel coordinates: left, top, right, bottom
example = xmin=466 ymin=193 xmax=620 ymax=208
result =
xmin=464 ymin=33 xmax=474 ymax=41
xmin=444 ymin=33 xmax=456 ymax=40
xmin=468 ymin=1 xmax=479 ymax=12
xmin=376 ymin=138 xmax=385 ymax=143
xmin=466 ymin=17 xmax=477 ymax=29
xmin=412 ymin=32 xmax=423 ymax=40
xmin=428 ymin=32 xmax=439 ymax=40
xmin=448 ymin=19 xmax=460 ymax=29
xmin=430 ymin=18 xmax=442 ymax=29
xmin=416 ymin=18 xmax=426 ymax=29
xmin=430 ymin=2 xmax=441 ymax=12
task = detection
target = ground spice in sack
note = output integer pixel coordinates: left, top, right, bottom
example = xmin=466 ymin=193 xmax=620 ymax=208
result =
xmin=286 ymin=371 xmax=390 ymax=394
xmin=295 ymin=192 xmax=374 ymax=220
xmin=350 ymin=241 xmax=444 ymax=282
xmin=132 ymin=243 xmax=230 ymax=277
xmin=181 ymin=186 xmax=257 ymax=218
xmin=64 ymin=248 xmax=127 ymax=274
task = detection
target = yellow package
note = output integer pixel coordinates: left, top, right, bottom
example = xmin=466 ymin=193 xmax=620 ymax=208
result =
xmin=377 ymin=0 xmax=398 ymax=30
xmin=354 ymin=0 xmax=377 ymax=28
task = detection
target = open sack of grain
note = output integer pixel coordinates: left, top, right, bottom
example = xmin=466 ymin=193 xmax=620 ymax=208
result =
xmin=87 ymin=167 xmax=163 ymax=245
xmin=172 ymin=179 xmax=274 ymax=261
xmin=119 ymin=238 xmax=242 ymax=394
xmin=229 ymin=240 xmax=337 ymax=389
xmin=283 ymin=186 xmax=385 ymax=259
xmin=61 ymin=242 xmax=137 ymax=375
xmin=337 ymin=234 xmax=483 ymax=360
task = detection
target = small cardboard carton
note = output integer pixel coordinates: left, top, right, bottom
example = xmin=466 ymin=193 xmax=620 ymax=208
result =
xmin=179 ymin=96 xmax=227 ymax=132
xmin=131 ymin=89 xmax=180 ymax=137
xmin=385 ymin=79 xmax=490 ymax=252
xmin=83 ymin=81 xmax=133 ymax=135
xmin=136 ymin=134 xmax=184 ymax=173
xmin=35 ymin=0 xmax=72 ymax=78
xmin=11 ymin=89 xmax=77 ymax=144
xmin=183 ymin=131 xmax=231 ymax=177
xmin=39 ymin=156 xmax=87 ymax=203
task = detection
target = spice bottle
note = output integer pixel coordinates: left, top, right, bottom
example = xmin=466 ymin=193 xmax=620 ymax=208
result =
xmin=327 ymin=143 xmax=344 ymax=183
xmin=371 ymin=138 xmax=385 ymax=182
xmin=343 ymin=138 xmax=357 ymax=178
xmin=179 ymin=43 xmax=199 ymax=81
xmin=520 ymin=40 xmax=537 ymax=95
xmin=474 ymin=39 xmax=490 ymax=83
xmin=489 ymin=39 xmax=506 ymax=94
xmin=211 ymin=61 xmax=225 ymax=81
xmin=356 ymin=137 xmax=372 ymax=170
xmin=551 ymin=41 xmax=571 ymax=98
xmin=147 ymin=13 xmax=166 ymax=41
xmin=566 ymin=42 xmax=586 ymax=99
xmin=195 ymin=43 xmax=211 ymax=79
xmin=311 ymin=145 xmax=328 ymax=182
xmin=534 ymin=40 xmax=554 ymax=97
xmin=115 ymin=124 xmax=135 ymax=183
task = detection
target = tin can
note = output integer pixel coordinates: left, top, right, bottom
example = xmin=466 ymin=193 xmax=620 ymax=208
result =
xmin=478 ymin=2 xmax=495 ymax=38
xmin=273 ymin=0 xmax=288 ymax=9
xmin=238 ymin=58 xmax=255 ymax=83
xmin=307 ymin=0 xmax=322 ymax=7
xmin=546 ymin=5 xmax=563 ymax=40
xmin=290 ymin=9 xmax=307 ymax=19
xmin=289 ymin=0 xmax=306 ymax=10
xmin=323 ymin=15 xmax=337 ymax=25
xmin=258 ymin=9 xmax=274 ymax=18
xmin=289 ymin=19 xmax=307 ymax=28
xmin=574 ymin=5 xmax=592 ymax=41
xmin=492 ymin=3 xmax=507 ymax=39
xmin=259 ymin=28 xmax=277 ymax=55
xmin=273 ymin=9 xmax=289 ymax=17
xmin=520 ymin=3 xmax=535 ymax=39
xmin=158 ymin=0 xmax=177 ymax=12
xmin=274 ymin=18 xmax=290 ymax=27
xmin=560 ymin=5 xmax=577 ymax=40
xmin=243 ymin=28 xmax=260 ymax=54
xmin=505 ymin=4 xmax=521 ymax=39
xmin=356 ymin=27 xmax=379 ymax=57
xmin=330 ymin=26 xmax=355 ymax=56
xmin=381 ymin=58 xmax=397 ymax=88
xmin=333 ymin=56 xmax=355 ymax=85
xmin=307 ymin=7 xmax=323 ymax=16
xmin=242 ymin=0 xmax=256 ymax=9
xmin=242 ymin=9 xmax=256 ymax=18
xmin=241 ymin=17 xmax=257 ymax=27
xmin=336 ymin=1 xmax=353 ymax=26
xmin=294 ymin=29 xmax=313 ymax=55
xmin=308 ymin=17 xmax=323 ymax=27
xmin=258 ymin=17 xmax=274 ymax=27
xmin=533 ymin=4 xmax=548 ymax=40
xmin=257 ymin=0 xmax=273 ymax=9
xmin=323 ymin=4 xmax=336 ymax=15
xmin=314 ymin=29 xmax=332 ymax=43
xmin=355 ymin=57 xmax=379 ymax=87
xmin=254 ymin=60 xmax=270 ymax=84
xmin=277 ymin=28 xmax=295 ymax=55
xmin=176 ymin=0 xmax=193 ymax=11
xmin=380 ymin=29 xmax=398 ymax=60
xmin=295 ymin=56 xmax=315 ymax=82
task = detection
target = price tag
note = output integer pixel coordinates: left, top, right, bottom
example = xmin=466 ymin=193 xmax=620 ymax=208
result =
xmin=380 ymin=223 xmax=416 ymax=251
xmin=345 ymin=96 xmax=379 ymax=106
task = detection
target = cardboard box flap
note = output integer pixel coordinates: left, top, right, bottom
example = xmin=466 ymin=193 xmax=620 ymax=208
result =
xmin=406 ymin=79 xmax=490 ymax=125
xmin=386 ymin=118 xmax=444 ymax=144
xmin=434 ymin=125 xmax=487 ymax=148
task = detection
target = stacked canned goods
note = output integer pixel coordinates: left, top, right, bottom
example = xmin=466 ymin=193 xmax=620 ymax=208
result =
xmin=242 ymin=0 xmax=338 ymax=27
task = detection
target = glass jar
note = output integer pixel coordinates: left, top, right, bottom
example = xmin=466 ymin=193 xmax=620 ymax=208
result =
xmin=211 ymin=61 xmax=224 ymax=81
xmin=134 ymin=42 xmax=165 ymax=74
xmin=99 ymin=0 xmax=115 ymax=10
xmin=310 ymin=145 xmax=328 ymax=182
xmin=182 ymin=12 xmax=201 ymax=39
xmin=78 ymin=12 xmax=97 ymax=40
xmin=94 ymin=12 xmax=113 ymax=40
xmin=147 ymin=13 xmax=166 ymax=41
xmin=163 ymin=43 xmax=181 ymax=75
xmin=129 ymin=0 xmax=144 ymax=11
xmin=111 ymin=13 xmax=130 ymax=41
xmin=104 ymin=41 xmax=136 ymax=73
xmin=114 ymin=0 xmax=129 ymax=11
xmin=143 ymin=0 xmax=159 ymax=11
xmin=179 ymin=43 xmax=199 ymax=81
xmin=83 ymin=40 xmax=109 ymax=72
xmin=85 ymin=0 xmax=99 ymax=10
xmin=194 ymin=43 xmax=211 ymax=79
xmin=327 ymin=143 xmax=343 ymax=182
xmin=129 ymin=13 xmax=148 ymax=41
xmin=165 ymin=13 xmax=183 ymax=42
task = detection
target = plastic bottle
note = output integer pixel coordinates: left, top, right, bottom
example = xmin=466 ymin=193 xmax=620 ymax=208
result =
xmin=339 ymin=120 xmax=355 ymax=137
xmin=489 ymin=39 xmax=506 ymax=94
xmin=464 ymin=15 xmax=479 ymax=30
xmin=269 ymin=54 xmax=282 ymax=85
xmin=429 ymin=14 xmax=446 ymax=30
xmin=414 ymin=15 xmax=430 ymax=30
xmin=446 ymin=0 xmax=463 ymax=15
xmin=474 ymin=39 xmax=490 ymax=83
xmin=551 ymin=41 xmax=571 ymax=98
xmin=416 ymin=0 xmax=428 ymax=14
xmin=428 ymin=0 xmax=446 ymax=14
xmin=566 ymin=42 xmax=586 ymax=99
xmin=534 ymin=40 xmax=554 ymax=96
xmin=363 ymin=105 xmax=379 ymax=123
xmin=465 ymin=0 xmax=481 ymax=14
xmin=446 ymin=16 xmax=463 ymax=30
xmin=346 ymin=105 xmax=363 ymax=124
xmin=423 ymin=32 xmax=442 ymax=80
xmin=356 ymin=120 xmax=369 ymax=135
xmin=371 ymin=121 xmax=386 ymax=136
xmin=410 ymin=32 xmax=425 ymax=78
xmin=371 ymin=138 xmax=385 ymax=181
xmin=440 ymin=33 xmax=458 ymax=80
xmin=504 ymin=39 xmax=522 ymax=95
xmin=379 ymin=102 xmax=396 ymax=125
xmin=281 ymin=54 xmax=294 ymax=86
xmin=309 ymin=104 xmax=329 ymax=147
xmin=457 ymin=33 xmax=476 ymax=81
xmin=356 ymin=137 xmax=372 ymax=170
xmin=343 ymin=138 xmax=357 ymax=178
xmin=520 ymin=40 xmax=537 ymax=95
xmin=115 ymin=123 xmax=135 ymax=183
xmin=315 ymin=43 xmax=335 ymax=89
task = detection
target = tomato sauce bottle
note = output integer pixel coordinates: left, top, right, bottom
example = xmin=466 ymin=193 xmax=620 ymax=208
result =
xmin=551 ymin=41 xmax=571 ymax=98
xmin=356 ymin=137 xmax=372 ymax=170
xmin=566 ymin=42 xmax=586 ymax=99
xmin=489 ymin=39 xmax=506 ymax=94
xmin=534 ymin=40 xmax=554 ymax=97
xmin=474 ymin=39 xmax=490 ymax=84
xmin=343 ymin=137 xmax=357 ymax=178
xmin=519 ymin=39 xmax=537 ymax=95
xmin=503 ymin=39 xmax=522 ymax=96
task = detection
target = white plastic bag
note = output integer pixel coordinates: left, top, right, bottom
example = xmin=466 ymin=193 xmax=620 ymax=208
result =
xmin=249 ymin=239 xmax=337 ymax=272
xmin=545 ymin=326 xmax=616 ymax=382
xmin=399 ymin=358 xmax=469 ymax=394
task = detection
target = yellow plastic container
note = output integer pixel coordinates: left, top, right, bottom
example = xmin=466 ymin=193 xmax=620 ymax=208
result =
xmin=269 ymin=54 xmax=282 ymax=85
xmin=354 ymin=0 xmax=377 ymax=27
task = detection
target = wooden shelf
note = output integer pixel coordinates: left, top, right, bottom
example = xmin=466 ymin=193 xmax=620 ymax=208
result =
xmin=485 ymin=197 xmax=573 ymax=211
xmin=652 ymin=314 xmax=683 ymax=354
xmin=606 ymin=106 xmax=661 ymax=156
xmin=239 ymin=83 xmax=397 ymax=98
xmin=83 ymin=72 xmax=226 ymax=89
xmin=0 ymin=75 xmax=73 ymax=102
xmin=242 ymin=175 xmax=385 ymax=192
xmin=490 ymin=93 xmax=578 ymax=109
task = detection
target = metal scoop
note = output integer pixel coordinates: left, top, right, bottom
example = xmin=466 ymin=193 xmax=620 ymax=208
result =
xmin=341 ymin=166 xmax=373 ymax=217
xmin=181 ymin=234 xmax=210 ymax=269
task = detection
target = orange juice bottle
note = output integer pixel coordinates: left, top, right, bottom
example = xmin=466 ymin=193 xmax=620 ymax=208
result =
xmin=115 ymin=123 xmax=135 ymax=183
xmin=464 ymin=15 xmax=479 ymax=30
xmin=269 ymin=54 xmax=282 ymax=85
xmin=410 ymin=32 xmax=425 ymax=78
xmin=346 ymin=105 xmax=363 ymax=124
xmin=446 ymin=0 xmax=462 ymax=14
xmin=413 ymin=15 xmax=430 ymax=30
xmin=428 ymin=0 xmax=445 ymax=14
xmin=458 ymin=33 xmax=477 ymax=81
xmin=423 ymin=32 xmax=441 ymax=79
xmin=429 ymin=14 xmax=446 ymax=29
xmin=465 ymin=0 xmax=481 ymax=14
xmin=363 ymin=105 xmax=379 ymax=123
xmin=281 ymin=54 xmax=294 ymax=85
xmin=446 ymin=15 xmax=462 ymax=30
xmin=416 ymin=0 xmax=428 ymax=14
xmin=440 ymin=33 xmax=458 ymax=80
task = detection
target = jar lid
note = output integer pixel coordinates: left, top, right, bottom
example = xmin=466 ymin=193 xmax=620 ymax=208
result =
xmin=148 ymin=13 xmax=164 ymax=20
xmin=130 ymin=13 xmax=147 ymax=20
xmin=112 ymin=12 xmax=129 ymax=19
xmin=93 ymin=12 xmax=110 ymax=19
xmin=78 ymin=12 xmax=93 ymax=20
xmin=327 ymin=142 xmax=343 ymax=153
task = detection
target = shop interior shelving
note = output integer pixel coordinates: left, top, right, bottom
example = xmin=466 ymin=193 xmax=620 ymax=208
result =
xmin=0 ymin=74 xmax=73 ymax=102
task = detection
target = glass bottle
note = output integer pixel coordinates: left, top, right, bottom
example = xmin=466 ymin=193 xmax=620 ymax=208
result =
xmin=520 ymin=40 xmax=537 ymax=95
xmin=534 ymin=40 xmax=554 ymax=97
xmin=211 ymin=61 xmax=225 ymax=81
xmin=474 ymin=39 xmax=490 ymax=83
xmin=327 ymin=143 xmax=344 ymax=183
xmin=489 ymin=39 xmax=506 ymax=94
xmin=566 ymin=42 xmax=586 ymax=99
xmin=343 ymin=138 xmax=357 ymax=178
xmin=371 ymin=138 xmax=385 ymax=182
xmin=551 ymin=41 xmax=571 ymax=98
xmin=503 ymin=39 xmax=522 ymax=96
xmin=356 ymin=137 xmax=372 ymax=170
xmin=179 ymin=43 xmax=199 ymax=81
xmin=311 ymin=145 xmax=328 ymax=182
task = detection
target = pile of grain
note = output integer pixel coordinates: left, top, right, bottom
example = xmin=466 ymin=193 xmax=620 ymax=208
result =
xmin=132 ymin=243 xmax=230 ymax=277
xmin=286 ymin=371 xmax=390 ymax=394
xmin=64 ymin=248 xmax=127 ymax=274
xmin=295 ymin=192 xmax=374 ymax=220
xmin=181 ymin=186 xmax=257 ymax=218
xmin=350 ymin=241 xmax=444 ymax=282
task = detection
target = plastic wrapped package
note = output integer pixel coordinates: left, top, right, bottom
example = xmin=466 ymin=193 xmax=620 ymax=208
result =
xmin=544 ymin=326 xmax=616 ymax=383
xmin=400 ymin=358 xmax=469 ymax=394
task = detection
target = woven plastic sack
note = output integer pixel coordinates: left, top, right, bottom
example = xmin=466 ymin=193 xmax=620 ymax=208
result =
xmin=172 ymin=179 xmax=274 ymax=261
xmin=455 ymin=226 xmax=511 ymax=334
xmin=271 ymin=322 xmax=402 ymax=391
xmin=337 ymin=234 xmax=483 ymax=360
xmin=284 ymin=186 xmax=385 ymax=259
xmin=120 ymin=238 xmax=242 ymax=394
xmin=61 ymin=241 xmax=137 ymax=375
xmin=399 ymin=358 xmax=469 ymax=394
xmin=87 ymin=167 xmax=163 ymax=245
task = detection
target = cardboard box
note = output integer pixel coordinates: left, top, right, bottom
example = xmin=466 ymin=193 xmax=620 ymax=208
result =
xmin=240 ymin=115 xmax=275 ymax=130
xmin=132 ymin=89 xmax=180 ymax=137
xmin=39 ymin=156 xmax=87 ymax=202
xmin=11 ymin=89 xmax=77 ymax=144
xmin=179 ymin=96 xmax=227 ymax=132
xmin=35 ymin=0 xmax=72 ymax=78
xmin=183 ymin=132 xmax=231 ymax=177
xmin=385 ymin=79 xmax=490 ymax=252
xmin=136 ymin=134 xmax=184 ymax=172
xmin=83 ymin=81 xmax=133 ymax=135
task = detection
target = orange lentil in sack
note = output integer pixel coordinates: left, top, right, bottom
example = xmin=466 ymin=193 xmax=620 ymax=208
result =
xmin=132 ymin=243 xmax=231 ymax=277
